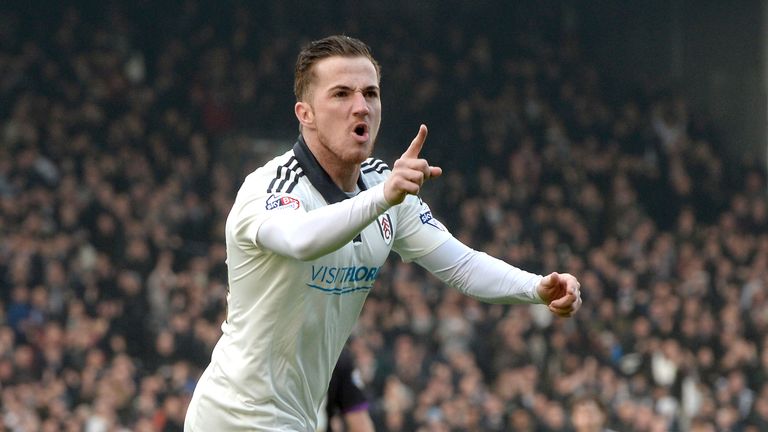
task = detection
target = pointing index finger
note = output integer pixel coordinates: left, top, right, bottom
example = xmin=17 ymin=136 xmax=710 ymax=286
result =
xmin=402 ymin=124 xmax=428 ymax=159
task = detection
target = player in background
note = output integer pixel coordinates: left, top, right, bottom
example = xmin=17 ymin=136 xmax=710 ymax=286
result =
xmin=184 ymin=35 xmax=582 ymax=431
xmin=322 ymin=347 xmax=375 ymax=432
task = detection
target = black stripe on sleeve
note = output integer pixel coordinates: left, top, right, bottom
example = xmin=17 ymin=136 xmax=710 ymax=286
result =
xmin=267 ymin=165 xmax=283 ymax=193
xmin=275 ymin=158 xmax=301 ymax=192
xmin=361 ymin=159 xmax=389 ymax=174
xmin=268 ymin=157 xmax=301 ymax=193
xmin=285 ymin=170 xmax=304 ymax=193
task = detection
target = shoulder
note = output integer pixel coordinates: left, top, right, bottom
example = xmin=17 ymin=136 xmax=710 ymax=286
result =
xmin=361 ymin=157 xmax=390 ymax=174
xmin=360 ymin=157 xmax=390 ymax=185
xmin=242 ymin=150 xmax=306 ymax=194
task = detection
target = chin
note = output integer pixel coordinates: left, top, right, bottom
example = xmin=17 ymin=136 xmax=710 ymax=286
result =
xmin=349 ymin=152 xmax=370 ymax=165
xmin=350 ymin=143 xmax=374 ymax=162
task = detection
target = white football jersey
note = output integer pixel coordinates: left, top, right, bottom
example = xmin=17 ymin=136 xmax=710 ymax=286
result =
xmin=185 ymin=136 xmax=451 ymax=431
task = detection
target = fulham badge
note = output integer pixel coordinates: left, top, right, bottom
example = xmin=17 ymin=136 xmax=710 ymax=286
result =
xmin=377 ymin=213 xmax=393 ymax=245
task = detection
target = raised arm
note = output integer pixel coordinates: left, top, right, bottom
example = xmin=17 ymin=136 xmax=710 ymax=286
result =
xmin=242 ymin=125 xmax=441 ymax=261
xmin=250 ymin=184 xmax=391 ymax=261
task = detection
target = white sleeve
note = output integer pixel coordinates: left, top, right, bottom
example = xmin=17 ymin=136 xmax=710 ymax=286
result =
xmin=254 ymin=183 xmax=391 ymax=261
xmin=391 ymin=195 xmax=453 ymax=262
xmin=414 ymin=237 xmax=545 ymax=304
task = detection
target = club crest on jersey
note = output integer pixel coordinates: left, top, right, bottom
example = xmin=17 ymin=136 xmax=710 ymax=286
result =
xmin=419 ymin=210 xmax=446 ymax=231
xmin=265 ymin=194 xmax=301 ymax=210
xmin=377 ymin=213 xmax=393 ymax=245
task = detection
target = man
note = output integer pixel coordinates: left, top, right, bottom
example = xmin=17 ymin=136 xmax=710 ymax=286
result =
xmin=323 ymin=347 xmax=374 ymax=432
xmin=184 ymin=35 xmax=582 ymax=431
xmin=571 ymin=394 xmax=618 ymax=432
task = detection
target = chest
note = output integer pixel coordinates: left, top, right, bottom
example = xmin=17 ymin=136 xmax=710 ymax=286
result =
xmin=301 ymin=195 xmax=396 ymax=295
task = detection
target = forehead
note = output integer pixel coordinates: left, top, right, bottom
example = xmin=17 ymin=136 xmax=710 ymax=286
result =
xmin=311 ymin=56 xmax=379 ymax=91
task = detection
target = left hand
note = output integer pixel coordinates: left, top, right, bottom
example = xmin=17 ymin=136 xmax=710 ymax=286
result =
xmin=537 ymin=272 xmax=582 ymax=317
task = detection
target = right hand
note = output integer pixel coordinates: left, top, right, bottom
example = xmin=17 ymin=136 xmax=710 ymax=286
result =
xmin=383 ymin=124 xmax=443 ymax=205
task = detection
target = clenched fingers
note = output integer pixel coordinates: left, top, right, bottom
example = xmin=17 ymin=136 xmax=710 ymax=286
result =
xmin=383 ymin=125 xmax=442 ymax=205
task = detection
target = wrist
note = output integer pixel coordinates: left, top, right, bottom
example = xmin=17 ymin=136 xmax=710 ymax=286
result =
xmin=371 ymin=183 xmax=393 ymax=211
xmin=533 ymin=275 xmax=546 ymax=304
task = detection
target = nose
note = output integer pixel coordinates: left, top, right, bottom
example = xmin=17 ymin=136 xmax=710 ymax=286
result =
xmin=352 ymin=91 xmax=369 ymax=116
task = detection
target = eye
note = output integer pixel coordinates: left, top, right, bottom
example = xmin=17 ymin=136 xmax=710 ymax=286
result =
xmin=333 ymin=90 xmax=349 ymax=98
xmin=365 ymin=89 xmax=379 ymax=99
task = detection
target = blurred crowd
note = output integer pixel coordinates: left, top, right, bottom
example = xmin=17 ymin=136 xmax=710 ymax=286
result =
xmin=1 ymin=1 xmax=768 ymax=431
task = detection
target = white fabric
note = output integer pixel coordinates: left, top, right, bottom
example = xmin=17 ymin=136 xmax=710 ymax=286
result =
xmin=185 ymin=150 xmax=451 ymax=431
xmin=254 ymin=183 xmax=391 ymax=261
xmin=415 ymin=237 xmax=544 ymax=304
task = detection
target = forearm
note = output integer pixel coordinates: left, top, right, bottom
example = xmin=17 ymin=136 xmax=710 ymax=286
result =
xmin=343 ymin=410 xmax=375 ymax=432
xmin=415 ymin=237 xmax=544 ymax=304
xmin=255 ymin=183 xmax=391 ymax=260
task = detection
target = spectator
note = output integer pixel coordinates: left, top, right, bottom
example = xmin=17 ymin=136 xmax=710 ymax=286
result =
xmin=0 ymin=2 xmax=764 ymax=431
xmin=570 ymin=393 xmax=617 ymax=432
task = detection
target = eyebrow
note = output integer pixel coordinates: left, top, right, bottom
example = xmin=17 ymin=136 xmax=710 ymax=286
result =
xmin=327 ymin=84 xmax=380 ymax=93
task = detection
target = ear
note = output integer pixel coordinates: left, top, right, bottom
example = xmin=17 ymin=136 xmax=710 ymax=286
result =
xmin=295 ymin=101 xmax=315 ymax=130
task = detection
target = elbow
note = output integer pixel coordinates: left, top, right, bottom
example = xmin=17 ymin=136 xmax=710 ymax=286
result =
xmin=255 ymin=217 xmax=328 ymax=260
xmin=292 ymin=247 xmax=321 ymax=262
xmin=288 ymin=235 xmax=323 ymax=261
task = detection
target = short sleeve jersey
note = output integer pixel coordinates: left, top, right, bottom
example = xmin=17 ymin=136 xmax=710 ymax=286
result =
xmin=185 ymin=136 xmax=451 ymax=431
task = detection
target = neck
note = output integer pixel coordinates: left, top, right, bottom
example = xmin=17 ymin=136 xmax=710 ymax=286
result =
xmin=303 ymin=134 xmax=360 ymax=192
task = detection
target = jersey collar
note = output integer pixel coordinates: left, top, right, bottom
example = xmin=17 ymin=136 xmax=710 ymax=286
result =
xmin=293 ymin=135 xmax=368 ymax=205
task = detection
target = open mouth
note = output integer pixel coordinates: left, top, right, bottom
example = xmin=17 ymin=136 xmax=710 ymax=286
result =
xmin=353 ymin=124 xmax=368 ymax=137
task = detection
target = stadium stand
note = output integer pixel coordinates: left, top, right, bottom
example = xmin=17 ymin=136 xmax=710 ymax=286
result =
xmin=1 ymin=2 xmax=767 ymax=431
